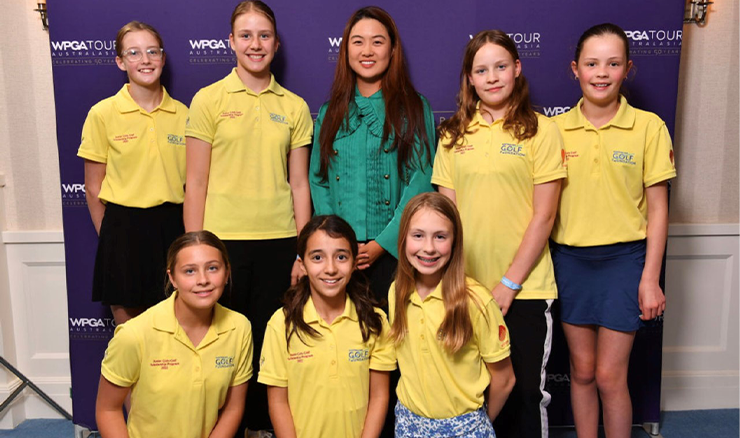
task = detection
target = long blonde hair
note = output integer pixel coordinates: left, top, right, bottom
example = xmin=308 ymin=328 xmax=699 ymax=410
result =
xmin=391 ymin=193 xmax=481 ymax=354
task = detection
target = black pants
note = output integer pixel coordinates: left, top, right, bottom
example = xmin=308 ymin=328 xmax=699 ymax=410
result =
xmin=494 ymin=299 xmax=554 ymax=438
xmin=222 ymin=237 xmax=297 ymax=434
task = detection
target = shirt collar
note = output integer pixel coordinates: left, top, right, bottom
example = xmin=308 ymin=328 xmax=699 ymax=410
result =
xmin=409 ymin=281 xmax=444 ymax=305
xmin=564 ymin=95 xmax=635 ymax=130
xmin=224 ymin=68 xmax=284 ymax=96
xmin=469 ymin=101 xmax=503 ymax=128
xmin=152 ymin=291 xmax=235 ymax=335
xmin=113 ymin=84 xmax=178 ymax=114
xmin=303 ymin=294 xmax=358 ymax=325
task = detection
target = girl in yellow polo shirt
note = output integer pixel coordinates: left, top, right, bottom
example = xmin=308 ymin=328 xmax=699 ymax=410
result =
xmin=432 ymin=31 xmax=566 ymax=438
xmin=551 ymin=24 xmax=675 ymax=438
xmin=78 ymin=22 xmax=187 ymax=325
xmin=184 ymin=1 xmax=312 ymax=432
xmin=258 ymin=215 xmax=396 ymax=438
xmin=96 ymin=231 xmax=253 ymax=438
xmin=389 ymin=192 xmax=515 ymax=437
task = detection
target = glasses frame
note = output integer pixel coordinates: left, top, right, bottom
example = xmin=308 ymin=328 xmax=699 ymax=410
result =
xmin=120 ymin=47 xmax=165 ymax=62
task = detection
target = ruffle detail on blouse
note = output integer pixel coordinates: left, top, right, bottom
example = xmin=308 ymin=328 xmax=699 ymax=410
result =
xmin=335 ymin=90 xmax=386 ymax=140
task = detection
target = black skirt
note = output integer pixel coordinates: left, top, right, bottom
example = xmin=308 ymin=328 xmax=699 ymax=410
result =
xmin=92 ymin=202 xmax=184 ymax=307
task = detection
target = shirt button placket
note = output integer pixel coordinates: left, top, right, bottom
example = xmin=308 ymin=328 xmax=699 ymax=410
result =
xmin=329 ymin=331 xmax=338 ymax=377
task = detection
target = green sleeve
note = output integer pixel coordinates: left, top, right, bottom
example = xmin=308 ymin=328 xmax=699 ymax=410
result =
xmin=375 ymin=96 xmax=437 ymax=258
xmin=309 ymin=103 xmax=334 ymax=216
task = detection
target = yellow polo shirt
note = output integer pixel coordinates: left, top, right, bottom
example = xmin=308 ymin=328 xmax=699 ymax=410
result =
xmin=552 ymin=97 xmax=676 ymax=246
xmin=78 ymin=84 xmax=187 ymax=208
xmin=186 ymin=70 xmax=313 ymax=240
xmin=258 ymin=296 xmax=396 ymax=438
xmin=101 ymin=292 xmax=253 ymax=438
xmin=432 ymin=110 xmax=566 ymax=297
xmin=389 ymin=278 xmax=510 ymax=419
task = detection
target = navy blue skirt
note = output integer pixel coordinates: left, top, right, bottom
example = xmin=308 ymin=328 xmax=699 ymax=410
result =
xmin=551 ymin=240 xmax=646 ymax=332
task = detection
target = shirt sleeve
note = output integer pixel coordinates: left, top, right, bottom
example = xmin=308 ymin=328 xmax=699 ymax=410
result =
xmin=369 ymin=309 xmax=397 ymax=371
xmin=290 ymin=99 xmax=313 ymax=149
xmin=532 ymin=117 xmax=567 ymax=185
xmin=474 ymin=298 xmax=511 ymax=364
xmin=309 ymin=104 xmax=335 ymax=216
xmin=257 ymin=313 xmax=289 ymax=387
xmin=232 ymin=317 xmax=254 ymax=386
xmin=100 ymin=324 xmax=142 ymax=387
xmin=77 ymin=105 xmax=109 ymax=163
xmin=184 ymin=89 xmax=216 ymax=144
xmin=643 ymin=120 xmax=676 ymax=187
xmin=375 ymin=97 xmax=436 ymax=257
xmin=431 ymin=135 xmax=455 ymax=190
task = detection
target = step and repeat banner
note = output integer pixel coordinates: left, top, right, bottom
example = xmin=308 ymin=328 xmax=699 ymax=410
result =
xmin=48 ymin=0 xmax=683 ymax=431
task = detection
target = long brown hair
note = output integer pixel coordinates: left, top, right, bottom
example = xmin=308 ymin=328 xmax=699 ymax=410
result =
xmin=165 ymin=231 xmax=232 ymax=297
xmin=283 ymin=215 xmax=382 ymax=348
xmin=317 ymin=6 xmax=431 ymax=181
xmin=439 ymin=30 xmax=537 ymax=148
xmin=391 ymin=193 xmax=482 ymax=354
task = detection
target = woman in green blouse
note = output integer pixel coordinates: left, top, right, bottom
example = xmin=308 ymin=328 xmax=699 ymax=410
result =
xmin=309 ymin=6 xmax=436 ymax=306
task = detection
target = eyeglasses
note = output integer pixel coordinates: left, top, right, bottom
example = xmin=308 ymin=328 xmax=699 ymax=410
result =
xmin=121 ymin=48 xmax=164 ymax=62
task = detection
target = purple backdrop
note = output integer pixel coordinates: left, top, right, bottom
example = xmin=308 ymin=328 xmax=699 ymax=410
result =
xmin=49 ymin=0 xmax=683 ymax=430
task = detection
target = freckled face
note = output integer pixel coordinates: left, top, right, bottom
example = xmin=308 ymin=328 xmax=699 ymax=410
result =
xmin=405 ymin=209 xmax=454 ymax=286
xmin=572 ymin=34 xmax=632 ymax=106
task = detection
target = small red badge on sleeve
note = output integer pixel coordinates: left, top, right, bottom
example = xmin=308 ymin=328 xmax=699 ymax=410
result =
xmin=499 ymin=325 xmax=507 ymax=342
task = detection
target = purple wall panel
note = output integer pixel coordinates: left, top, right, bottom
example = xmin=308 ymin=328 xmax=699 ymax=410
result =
xmin=48 ymin=0 xmax=683 ymax=429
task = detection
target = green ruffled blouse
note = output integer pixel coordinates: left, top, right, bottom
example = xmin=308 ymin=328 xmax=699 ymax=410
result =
xmin=309 ymin=89 xmax=436 ymax=258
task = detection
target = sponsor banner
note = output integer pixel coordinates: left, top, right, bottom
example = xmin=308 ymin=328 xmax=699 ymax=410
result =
xmin=49 ymin=0 xmax=682 ymax=430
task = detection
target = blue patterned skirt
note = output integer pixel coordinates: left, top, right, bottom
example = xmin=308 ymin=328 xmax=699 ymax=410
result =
xmin=394 ymin=401 xmax=496 ymax=438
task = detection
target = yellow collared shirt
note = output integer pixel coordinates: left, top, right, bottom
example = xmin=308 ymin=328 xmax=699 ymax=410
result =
xmin=389 ymin=278 xmax=511 ymax=419
xmin=78 ymin=84 xmax=187 ymax=208
xmin=552 ymin=97 xmax=676 ymax=246
xmin=101 ymin=292 xmax=253 ymax=438
xmin=258 ymin=296 xmax=396 ymax=438
xmin=432 ymin=109 xmax=566 ymax=297
xmin=186 ymin=69 xmax=313 ymax=240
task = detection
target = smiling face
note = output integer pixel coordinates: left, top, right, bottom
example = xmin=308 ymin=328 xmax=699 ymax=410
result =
xmin=347 ymin=18 xmax=392 ymax=96
xmin=115 ymin=30 xmax=164 ymax=89
xmin=405 ymin=208 xmax=454 ymax=288
xmin=572 ymin=33 xmax=632 ymax=107
xmin=229 ymin=10 xmax=278 ymax=81
xmin=300 ymin=230 xmax=355 ymax=305
xmin=468 ymin=42 xmax=521 ymax=121
xmin=168 ymin=244 xmax=228 ymax=314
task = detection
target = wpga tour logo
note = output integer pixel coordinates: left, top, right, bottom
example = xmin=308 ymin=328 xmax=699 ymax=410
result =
xmin=327 ymin=36 xmax=342 ymax=62
xmin=625 ymin=29 xmax=682 ymax=56
xmin=188 ymin=38 xmax=235 ymax=64
xmin=69 ymin=315 xmax=116 ymax=340
xmin=61 ymin=182 xmax=86 ymax=207
xmin=50 ymin=38 xmax=117 ymax=67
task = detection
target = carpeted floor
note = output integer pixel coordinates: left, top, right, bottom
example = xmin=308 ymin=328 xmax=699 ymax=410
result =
xmin=0 ymin=410 xmax=737 ymax=437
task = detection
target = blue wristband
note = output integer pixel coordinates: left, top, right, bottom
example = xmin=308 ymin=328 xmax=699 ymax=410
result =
xmin=500 ymin=276 xmax=522 ymax=291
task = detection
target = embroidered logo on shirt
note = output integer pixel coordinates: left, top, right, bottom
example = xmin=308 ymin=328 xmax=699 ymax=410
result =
xmin=348 ymin=349 xmax=369 ymax=362
xmin=215 ymin=356 xmax=234 ymax=368
xmin=500 ymin=143 xmax=525 ymax=157
xmin=113 ymin=134 xmax=138 ymax=143
xmin=269 ymin=113 xmax=287 ymax=124
xmin=288 ymin=350 xmax=313 ymax=363
xmin=167 ymin=134 xmax=185 ymax=146
xmin=454 ymin=144 xmax=475 ymax=154
xmin=150 ymin=358 xmax=179 ymax=370
xmin=220 ymin=110 xmax=243 ymax=119
xmin=565 ymin=151 xmax=579 ymax=161
xmin=612 ymin=150 xmax=636 ymax=165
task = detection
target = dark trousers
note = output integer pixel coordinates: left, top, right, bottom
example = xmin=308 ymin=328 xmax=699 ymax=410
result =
xmin=222 ymin=237 xmax=297 ymax=434
xmin=494 ymin=299 xmax=554 ymax=438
